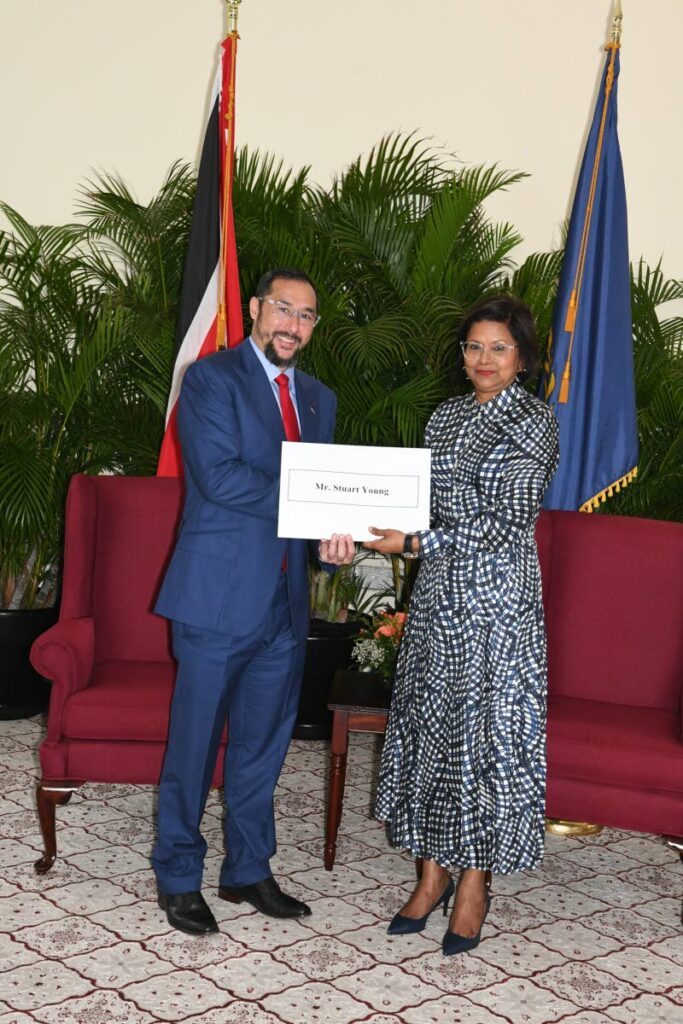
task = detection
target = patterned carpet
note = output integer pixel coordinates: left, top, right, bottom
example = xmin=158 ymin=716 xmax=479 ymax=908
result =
xmin=0 ymin=716 xmax=681 ymax=1024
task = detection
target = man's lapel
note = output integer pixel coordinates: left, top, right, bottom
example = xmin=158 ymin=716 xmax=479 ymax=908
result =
xmin=237 ymin=340 xmax=286 ymax=442
xmin=235 ymin=343 xmax=320 ymax=444
xmin=295 ymin=372 xmax=321 ymax=443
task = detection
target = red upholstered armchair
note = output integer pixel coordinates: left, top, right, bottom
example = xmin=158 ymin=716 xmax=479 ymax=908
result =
xmin=30 ymin=474 xmax=226 ymax=873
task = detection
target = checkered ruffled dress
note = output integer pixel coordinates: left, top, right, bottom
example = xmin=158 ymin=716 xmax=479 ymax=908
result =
xmin=375 ymin=383 xmax=559 ymax=874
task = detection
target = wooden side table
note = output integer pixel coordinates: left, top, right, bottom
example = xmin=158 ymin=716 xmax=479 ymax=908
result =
xmin=324 ymin=669 xmax=391 ymax=870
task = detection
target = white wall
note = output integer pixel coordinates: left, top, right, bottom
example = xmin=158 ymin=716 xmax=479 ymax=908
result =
xmin=1 ymin=0 xmax=681 ymax=281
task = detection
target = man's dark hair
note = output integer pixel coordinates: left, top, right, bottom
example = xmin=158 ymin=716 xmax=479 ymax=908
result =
xmin=254 ymin=268 xmax=319 ymax=310
xmin=456 ymin=294 xmax=540 ymax=382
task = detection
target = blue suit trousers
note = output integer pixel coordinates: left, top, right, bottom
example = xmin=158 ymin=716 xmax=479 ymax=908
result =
xmin=152 ymin=574 xmax=304 ymax=892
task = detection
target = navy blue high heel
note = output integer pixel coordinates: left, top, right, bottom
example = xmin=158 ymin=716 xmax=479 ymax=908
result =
xmin=387 ymin=876 xmax=455 ymax=935
xmin=442 ymin=872 xmax=492 ymax=956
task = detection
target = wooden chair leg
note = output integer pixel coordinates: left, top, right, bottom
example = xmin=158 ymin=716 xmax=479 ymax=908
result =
xmin=35 ymin=780 xmax=81 ymax=874
xmin=325 ymin=711 xmax=350 ymax=871
xmin=663 ymin=835 xmax=683 ymax=862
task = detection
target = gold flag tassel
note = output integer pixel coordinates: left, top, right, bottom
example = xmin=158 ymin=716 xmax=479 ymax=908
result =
xmin=579 ymin=466 xmax=637 ymax=513
xmin=216 ymin=0 xmax=241 ymax=350
xmin=564 ymin=289 xmax=577 ymax=333
xmin=558 ymin=359 xmax=571 ymax=404
xmin=558 ymin=1 xmax=621 ymax=404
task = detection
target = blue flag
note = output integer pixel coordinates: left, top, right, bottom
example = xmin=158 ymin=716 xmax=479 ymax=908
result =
xmin=540 ymin=44 xmax=638 ymax=512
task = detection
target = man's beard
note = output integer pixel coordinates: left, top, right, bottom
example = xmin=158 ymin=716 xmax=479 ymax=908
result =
xmin=264 ymin=336 xmax=301 ymax=369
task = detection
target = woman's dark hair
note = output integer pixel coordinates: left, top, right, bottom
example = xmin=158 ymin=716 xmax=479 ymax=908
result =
xmin=255 ymin=267 xmax=319 ymax=310
xmin=456 ymin=294 xmax=540 ymax=383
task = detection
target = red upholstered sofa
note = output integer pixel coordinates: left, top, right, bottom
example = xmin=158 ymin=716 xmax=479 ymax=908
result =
xmin=31 ymin=475 xmax=683 ymax=872
xmin=537 ymin=510 xmax=683 ymax=837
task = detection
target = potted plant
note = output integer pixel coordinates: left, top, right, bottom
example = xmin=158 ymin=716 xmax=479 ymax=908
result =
xmin=0 ymin=209 xmax=98 ymax=716
xmin=0 ymin=168 xmax=189 ymax=717
xmin=293 ymin=551 xmax=393 ymax=739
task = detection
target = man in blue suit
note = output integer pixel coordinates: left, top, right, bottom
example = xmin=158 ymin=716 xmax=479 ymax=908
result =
xmin=152 ymin=268 xmax=354 ymax=934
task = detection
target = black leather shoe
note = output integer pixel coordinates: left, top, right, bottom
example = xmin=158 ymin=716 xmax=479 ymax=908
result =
xmin=218 ymin=876 xmax=311 ymax=918
xmin=158 ymin=890 xmax=218 ymax=935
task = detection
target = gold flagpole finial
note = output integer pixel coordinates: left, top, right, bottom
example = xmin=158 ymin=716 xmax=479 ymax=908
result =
xmin=226 ymin=0 xmax=242 ymax=34
xmin=610 ymin=0 xmax=623 ymax=46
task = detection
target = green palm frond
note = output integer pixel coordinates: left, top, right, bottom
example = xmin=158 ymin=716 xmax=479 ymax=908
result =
xmin=326 ymin=312 xmax=415 ymax=376
xmin=51 ymin=305 xmax=130 ymax=417
xmin=79 ymin=164 xmax=194 ymax=299
xmin=632 ymin=258 xmax=683 ymax=309
xmin=603 ymin=260 xmax=683 ymax=521
xmin=323 ymin=207 xmax=415 ymax=302
xmin=385 ymin=371 xmax=448 ymax=448
xmin=0 ymin=439 xmax=60 ymax=567
xmin=412 ymin=168 xmax=524 ymax=295
xmin=0 ymin=203 xmax=40 ymax=248
xmin=331 ymin=132 xmax=448 ymax=212
xmin=234 ymin=148 xmax=311 ymax=215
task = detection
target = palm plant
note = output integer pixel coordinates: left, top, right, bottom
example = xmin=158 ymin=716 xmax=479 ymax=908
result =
xmin=0 ymin=209 xmax=104 ymax=608
xmin=0 ymin=165 xmax=193 ymax=609
xmin=309 ymin=550 xmax=391 ymax=624
xmin=606 ymin=261 xmax=683 ymax=521
xmin=77 ymin=162 xmax=195 ymax=427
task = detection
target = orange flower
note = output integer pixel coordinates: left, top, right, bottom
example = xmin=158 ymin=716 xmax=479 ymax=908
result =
xmin=372 ymin=610 xmax=407 ymax=640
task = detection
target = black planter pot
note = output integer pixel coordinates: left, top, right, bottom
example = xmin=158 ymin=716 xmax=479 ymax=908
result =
xmin=293 ymin=619 xmax=363 ymax=740
xmin=0 ymin=607 xmax=59 ymax=720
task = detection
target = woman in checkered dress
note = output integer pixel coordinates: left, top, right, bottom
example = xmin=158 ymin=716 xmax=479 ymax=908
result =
xmin=365 ymin=296 xmax=559 ymax=955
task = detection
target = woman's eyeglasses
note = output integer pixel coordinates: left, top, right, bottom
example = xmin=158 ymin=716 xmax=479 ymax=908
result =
xmin=460 ymin=341 xmax=518 ymax=361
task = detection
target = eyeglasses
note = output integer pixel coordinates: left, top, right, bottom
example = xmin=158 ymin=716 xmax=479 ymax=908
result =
xmin=460 ymin=341 xmax=518 ymax=361
xmin=260 ymin=297 xmax=321 ymax=327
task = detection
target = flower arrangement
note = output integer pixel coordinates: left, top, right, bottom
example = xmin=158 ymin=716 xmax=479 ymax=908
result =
xmin=351 ymin=610 xmax=407 ymax=683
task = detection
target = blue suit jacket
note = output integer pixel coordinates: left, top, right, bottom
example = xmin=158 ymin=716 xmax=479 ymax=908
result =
xmin=155 ymin=340 xmax=336 ymax=640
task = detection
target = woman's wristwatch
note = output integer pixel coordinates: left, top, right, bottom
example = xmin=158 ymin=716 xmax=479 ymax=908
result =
xmin=402 ymin=533 xmax=419 ymax=559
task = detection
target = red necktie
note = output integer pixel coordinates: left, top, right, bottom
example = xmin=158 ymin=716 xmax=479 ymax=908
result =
xmin=276 ymin=374 xmax=299 ymax=570
xmin=275 ymin=373 xmax=300 ymax=442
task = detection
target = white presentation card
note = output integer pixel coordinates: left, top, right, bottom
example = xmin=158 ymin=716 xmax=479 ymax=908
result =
xmin=278 ymin=441 xmax=431 ymax=541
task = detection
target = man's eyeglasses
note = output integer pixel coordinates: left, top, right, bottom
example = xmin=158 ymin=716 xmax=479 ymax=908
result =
xmin=460 ymin=341 xmax=518 ymax=361
xmin=260 ymin=297 xmax=321 ymax=327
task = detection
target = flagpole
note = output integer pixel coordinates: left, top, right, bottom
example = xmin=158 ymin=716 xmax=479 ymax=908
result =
xmin=227 ymin=0 xmax=242 ymax=33
xmin=611 ymin=0 xmax=623 ymax=46
xmin=540 ymin=0 xmax=637 ymax=517
xmin=217 ymin=1 xmax=243 ymax=349
xmin=557 ymin=0 xmax=623 ymax=404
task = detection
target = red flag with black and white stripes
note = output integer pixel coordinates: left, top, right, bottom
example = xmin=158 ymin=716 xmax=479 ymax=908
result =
xmin=156 ymin=33 xmax=244 ymax=477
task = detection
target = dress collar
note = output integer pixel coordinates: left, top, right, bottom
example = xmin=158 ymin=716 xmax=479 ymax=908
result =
xmin=472 ymin=381 xmax=521 ymax=419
